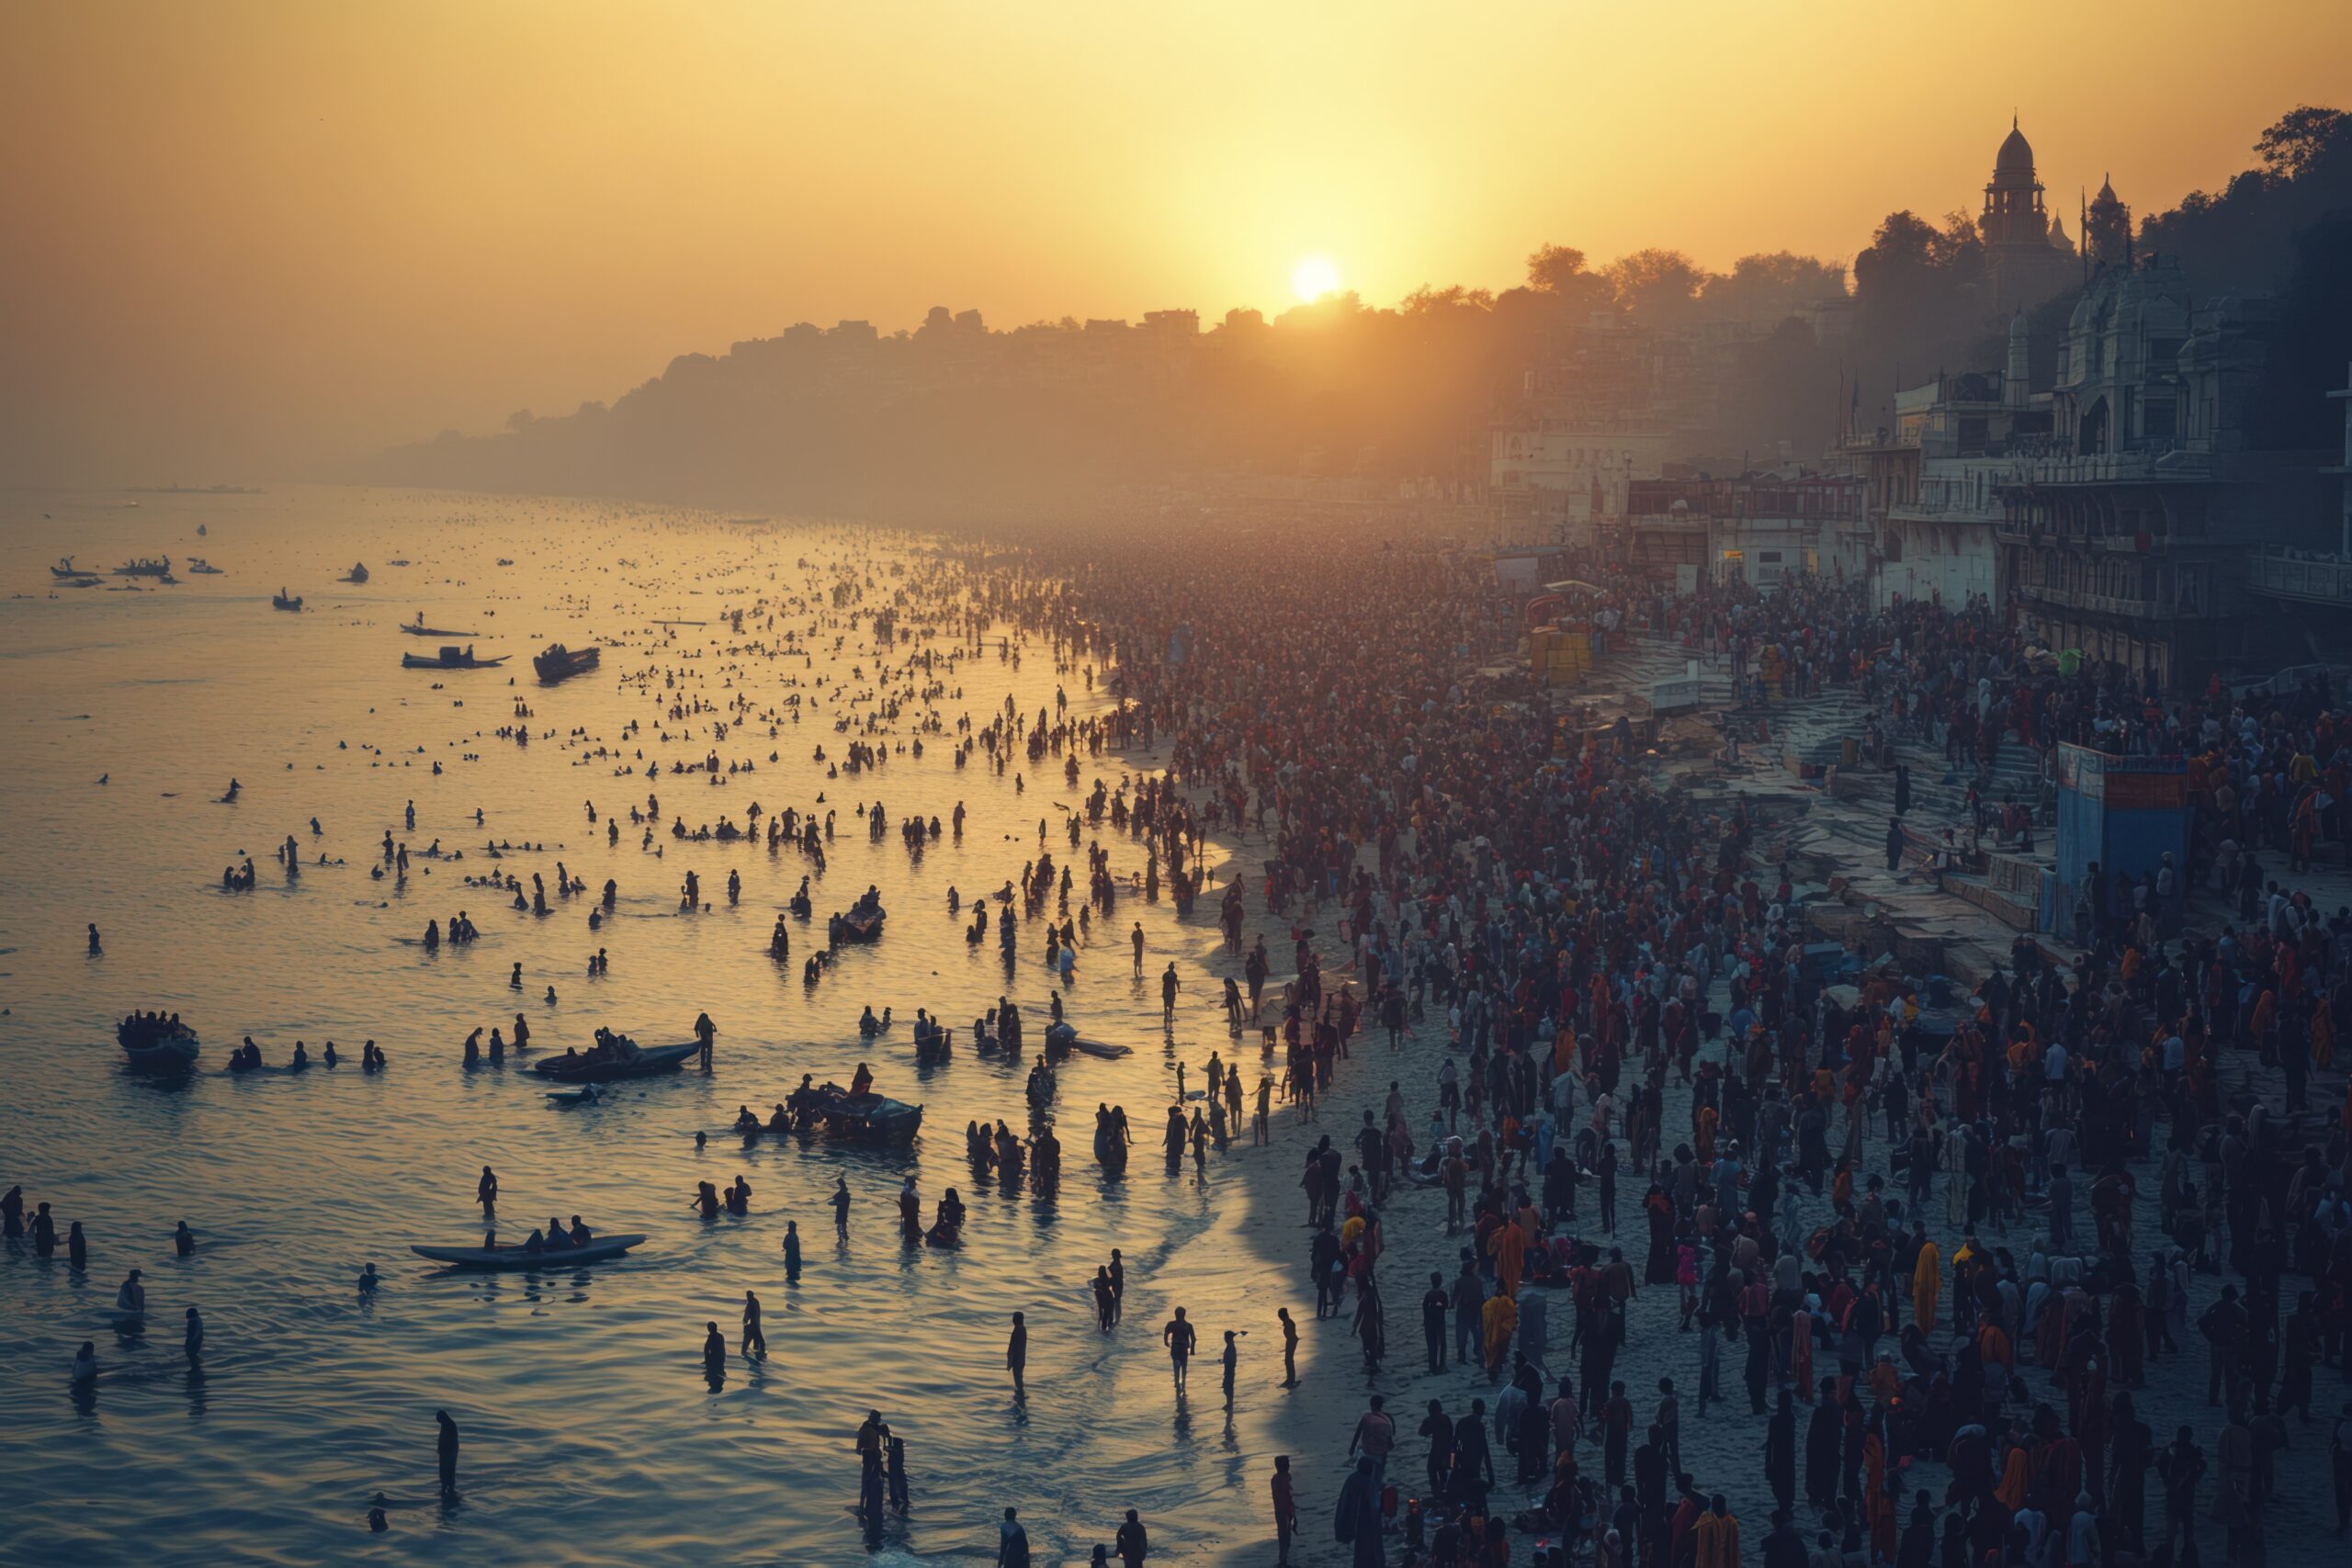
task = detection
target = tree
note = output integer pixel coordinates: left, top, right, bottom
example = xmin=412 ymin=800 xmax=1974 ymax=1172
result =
xmin=1602 ymin=248 xmax=1710 ymax=325
xmin=1525 ymin=243 xmax=1590 ymax=293
xmin=2254 ymin=105 xmax=2350 ymax=183
xmin=1401 ymin=284 xmax=1495 ymax=317
xmin=1699 ymin=252 xmax=1847 ymax=326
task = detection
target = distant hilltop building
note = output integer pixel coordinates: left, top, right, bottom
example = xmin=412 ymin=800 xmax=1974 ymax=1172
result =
xmin=1981 ymin=118 xmax=2080 ymax=311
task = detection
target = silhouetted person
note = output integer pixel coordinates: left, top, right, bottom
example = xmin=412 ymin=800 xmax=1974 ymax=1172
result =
xmin=435 ymin=1410 xmax=460 ymax=1496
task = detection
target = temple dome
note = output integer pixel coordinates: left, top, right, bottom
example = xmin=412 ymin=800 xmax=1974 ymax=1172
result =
xmin=1995 ymin=120 xmax=2035 ymax=179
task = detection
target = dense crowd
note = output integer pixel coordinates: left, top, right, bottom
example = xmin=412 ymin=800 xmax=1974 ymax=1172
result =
xmin=983 ymin=513 xmax=2352 ymax=1568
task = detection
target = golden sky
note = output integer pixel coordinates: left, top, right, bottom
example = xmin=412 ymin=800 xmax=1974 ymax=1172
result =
xmin=3 ymin=0 xmax=2346 ymax=482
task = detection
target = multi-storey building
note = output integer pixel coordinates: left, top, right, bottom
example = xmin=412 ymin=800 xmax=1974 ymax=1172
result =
xmin=1623 ymin=472 xmax=1867 ymax=589
xmin=1997 ymin=258 xmax=2335 ymax=691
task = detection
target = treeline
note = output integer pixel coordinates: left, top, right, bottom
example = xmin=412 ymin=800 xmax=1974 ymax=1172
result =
xmin=364 ymin=107 xmax=2352 ymax=513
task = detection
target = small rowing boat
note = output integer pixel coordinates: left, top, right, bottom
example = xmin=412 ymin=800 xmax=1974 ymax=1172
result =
xmin=530 ymin=1033 xmax=699 ymax=1083
xmin=119 ymin=1016 xmax=200 ymax=1070
xmin=533 ymin=643 xmax=601 ymax=682
xmin=272 ymin=592 xmax=302 ymax=611
xmin=410 ymin=1233 xmax=647 ymax=1269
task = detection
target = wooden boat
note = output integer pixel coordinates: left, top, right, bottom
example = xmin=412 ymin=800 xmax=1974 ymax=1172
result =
xmin=49 ymin=557 xmax=80 ymax=579
xmin=272 ymin=592 xmax=303 ymax=611
xmin=401 ymin=645 xmax=508 ymax=671
xmin=796 ymin=1086 xmax=922 ymax=1145
xmin=410 ymin=1233 xmax=647 ymax=1269
xmin=113 ymin=557 xmax=172 ymax=578
xmin=64 ymin=576 xmax=102 ymax=588
xmin=533 ymin=643 xmax=602 ymax=682
xmin=339 ymin=563 xmax=369 ymax=584
xmin=529 ymin=1034 xmax=699 ymax=1083
xmin=832 ymin=908 xmax=886 ymax=943
xmin=186 ymin=558 xmax=224 ymax=575
xmin=401 ymin=622 xmax=478 ymax=637
xmin=118 ymin=1017 xmax=200 ymax=1070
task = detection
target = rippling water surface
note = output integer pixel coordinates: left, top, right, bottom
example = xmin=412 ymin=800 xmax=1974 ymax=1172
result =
xmin=0 ymin=488 xmax=1277 ymax=1565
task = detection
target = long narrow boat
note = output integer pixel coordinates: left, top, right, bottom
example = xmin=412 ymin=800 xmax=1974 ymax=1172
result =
xmin=401 ymin=623 xmax=478 ymax=637
xmin=529 ymin=1037 xmax=699 ymax=1083
xmin=401 ymin=646 xmax=509 ymax=670
xmin=410 ymin=1233 xmax=648 ymax=1269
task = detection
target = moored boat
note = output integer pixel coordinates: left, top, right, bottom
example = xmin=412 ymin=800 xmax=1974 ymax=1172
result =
xmin=533 ymin=642 xmax=602 ymax=682
xmin=339 ymin=562 xmax=369 ymax=583
xmin=272 ymin=592 xmax=303 ymax=611
xmin=401 ymin=645 xmax=508 ymax=670
xmin=410 ymin=1233 xmax=647 ymax=1269
xmin=186 ymin=558 xmax=224 ymax=574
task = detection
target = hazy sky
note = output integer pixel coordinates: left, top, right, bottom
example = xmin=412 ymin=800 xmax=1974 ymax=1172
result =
xmin=4 ymin=0 xmax=2346 ymax=483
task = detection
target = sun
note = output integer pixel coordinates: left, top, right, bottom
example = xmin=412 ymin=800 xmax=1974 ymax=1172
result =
xmin=1291 ymin=254 xmax=1341 ymax=302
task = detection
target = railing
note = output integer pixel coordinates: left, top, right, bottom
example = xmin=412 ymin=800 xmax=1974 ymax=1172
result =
xmin=2016 ymin=446 xmax=2212 ymax=486
xmin=2245 ymin=547 xmax=2352 ymax=604
xmin=2016 ymin=581 xmax=2166 ymax=619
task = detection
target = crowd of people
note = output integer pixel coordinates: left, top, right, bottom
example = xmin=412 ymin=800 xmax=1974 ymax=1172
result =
xmin=971 ymin=511 xmax=2352 ymax=1567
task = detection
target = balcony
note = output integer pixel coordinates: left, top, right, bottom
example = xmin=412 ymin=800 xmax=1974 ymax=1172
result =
xmin=1991 ymin=524 xmax=2209 ymax=554
xmin=2015 ymin=581 xmax=2166 ymax=620
xmin=2016 ymin=446 xmax=2213 ymax=487
xmin=2245 ymin=547 xmax=2352 ymax=606
xmin=1887 ymin=502 xmax=2003 ymax=526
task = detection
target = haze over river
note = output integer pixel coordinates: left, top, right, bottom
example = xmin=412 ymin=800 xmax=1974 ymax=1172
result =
xmin=0 ymin=487 xmax=1285 ymax=1566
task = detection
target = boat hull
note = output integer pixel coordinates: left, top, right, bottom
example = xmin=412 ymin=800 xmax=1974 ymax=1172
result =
xmin=534 ymin=647 xmax=602 ymax=682
xmin=529 ymin=1041 xmax=699 ymax=1083
xmin=410 ymin=1234 xmax=647 ymax=1269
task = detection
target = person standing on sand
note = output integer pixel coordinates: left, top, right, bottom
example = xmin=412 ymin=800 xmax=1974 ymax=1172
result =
xmin=1163 ymin=1306 xmax=1196 ymax=1392
xmin=1279 ymin=1307 xmax=1299 ymax=1385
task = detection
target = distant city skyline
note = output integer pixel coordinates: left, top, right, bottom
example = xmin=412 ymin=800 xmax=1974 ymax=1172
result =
xmin=3 ymin=0 xmax=2347 ymax=481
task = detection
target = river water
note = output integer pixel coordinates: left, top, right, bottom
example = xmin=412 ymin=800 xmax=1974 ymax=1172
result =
xmin=0 ymin=487 xmax=1286 ymax=1566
